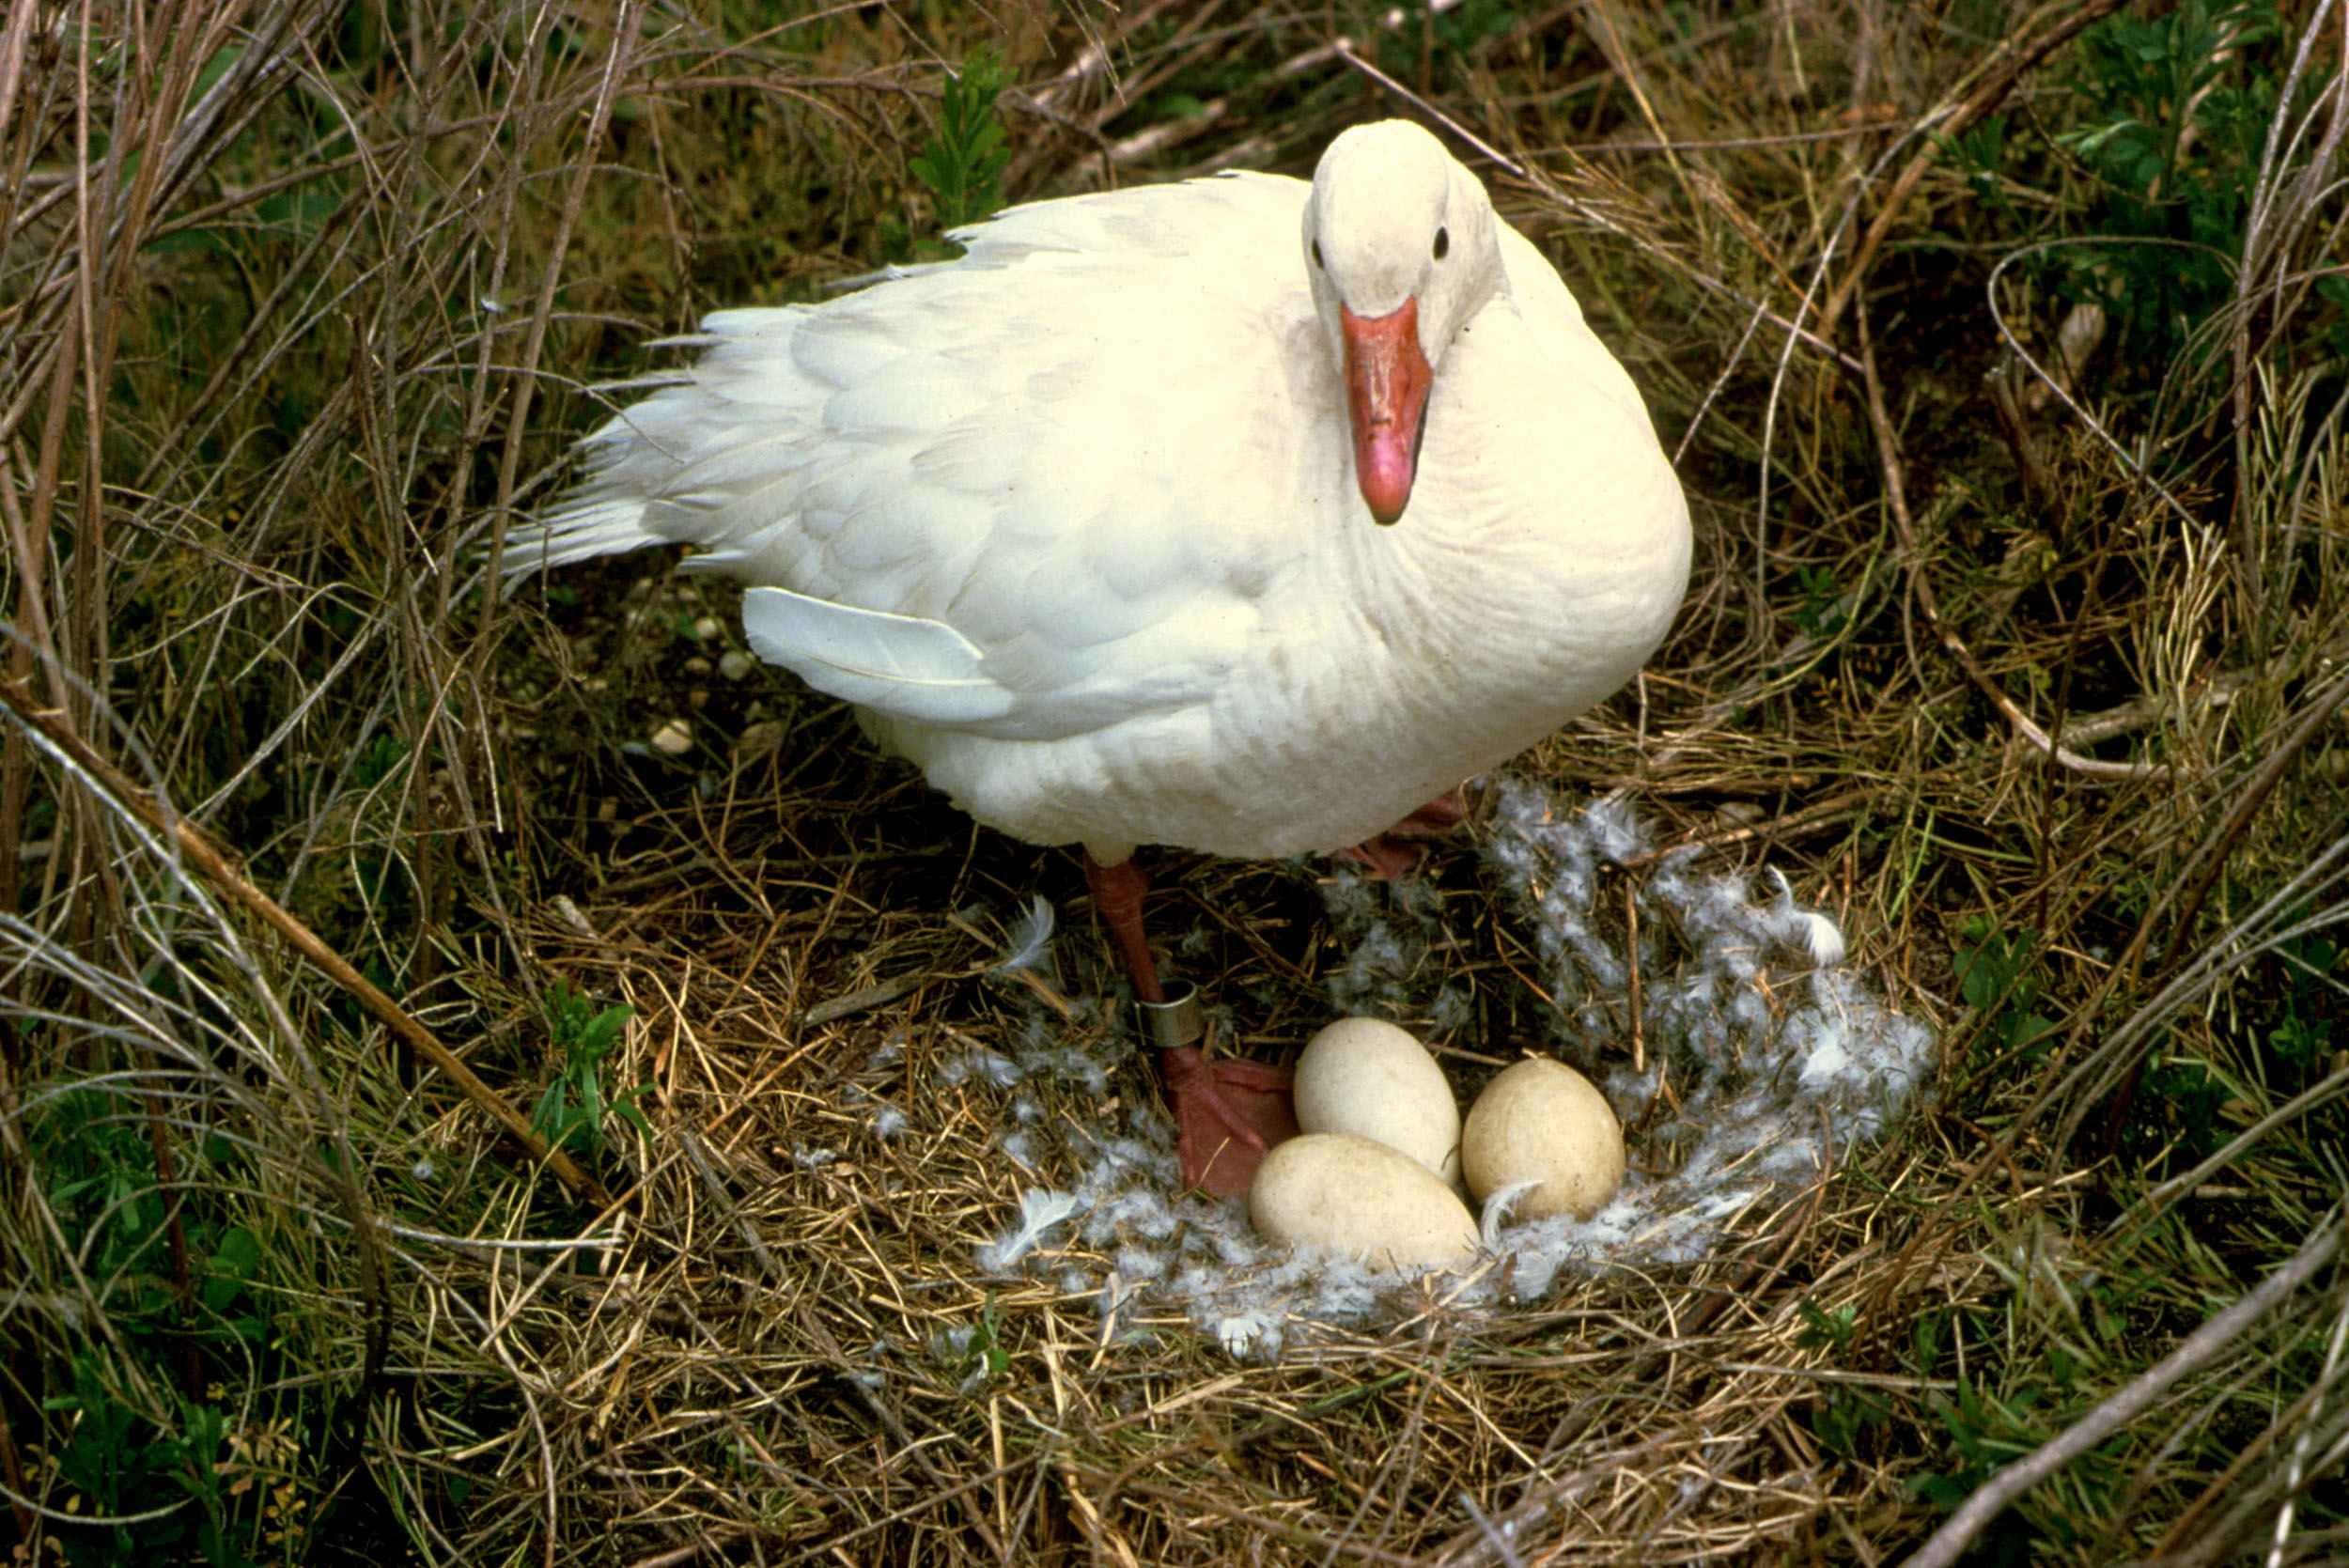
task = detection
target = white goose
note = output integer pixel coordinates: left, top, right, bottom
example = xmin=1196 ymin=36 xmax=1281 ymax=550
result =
xmin=506 ymin=120 xmax=1691 ymax=1194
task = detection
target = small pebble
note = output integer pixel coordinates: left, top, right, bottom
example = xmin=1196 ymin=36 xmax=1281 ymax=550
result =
xmin=683 ymin=656 xmax=712 ymax=676
xmin=735 ymin=721 xmax=786 ymax=756
xmin=692 ymin=615 xmax=722 ymax=643
xmin=719 ymin=649 xmax=757 ymax=681
xmin=649 ymin=719 xmax=693 ymax=755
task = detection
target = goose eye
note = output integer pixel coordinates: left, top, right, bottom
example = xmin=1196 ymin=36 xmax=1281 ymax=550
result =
xmin=1312 ymin=239 xmax=1324 ymax=269
xmin=1433 ymin=226 xmax=1450 ymax=261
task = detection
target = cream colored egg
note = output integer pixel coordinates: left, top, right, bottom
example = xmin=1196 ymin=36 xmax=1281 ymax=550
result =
xmin=1461 ymin=1059 xmax=1625 ymax=1222
xmin=1292 ymin=1017 xmax=1461 ymax=1182
xmin=1248 ymin=1134 xmax=1480 ymax=1271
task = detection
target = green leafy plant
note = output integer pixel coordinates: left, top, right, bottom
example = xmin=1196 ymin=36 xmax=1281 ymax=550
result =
xmin=1909 ymin=1367 xmax=2140 ymax=1556
xmin=351 ymin=733 xmax=406 ymax=790
xmin=2263 ymin=928 xmax=2339 ymax=1070
xmin=1371 ymin=0 xmax=1523 ymax=78
xmin=1796 ymin=1298 xmax=1859 ymax=1353
xmin=1911 ymin=1376 xmax=2049 ymax=1515
xmin=1792 ymin=566 xmax=1847 ymax=639
xmin=1791 ymin=1298 xmax=1888 ymax=1456
xmin=23 ymin=1082 xmax=317 ymax=1565
xmin=2123 ymin=1054 xmax=2231 ymax=1164
xmin=1812 ymin=1386 xmax=1892 ymax=1459
xmin=530 ymin=980 xmax=647 ymax=1159
xmin=202 ymin=1224 xmax=268 ymax=1344
xmin=879 ymin=52 xmax=1013 ymax=263
xmin=957 ymin=1298 xmax=1013 ymax=1387
xmin=1941 ymin=112 xmax=2013 ymax=212
xmin=2056 ymin=0 xmax=2279 ymax=365
xmin=39 ymin=1359 xmax=273 ymax=1568
xmin=1953 ymin=916 xmax=2058 ymax=1063
xmin=910 ymin=51 xmax=1012 ymax=233
xmin=1909 ymin=1310 xmax=1950 ymax=1375
xmin=37 ymin=1089 xmax=209 ymax=1341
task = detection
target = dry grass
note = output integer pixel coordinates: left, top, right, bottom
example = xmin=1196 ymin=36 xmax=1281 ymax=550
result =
xmin=4 ymin=1 xmax=2348 ymax=1563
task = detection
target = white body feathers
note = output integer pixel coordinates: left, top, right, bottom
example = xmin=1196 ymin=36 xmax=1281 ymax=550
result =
xmin=506 ymin=125 xmax=1691 ymax=863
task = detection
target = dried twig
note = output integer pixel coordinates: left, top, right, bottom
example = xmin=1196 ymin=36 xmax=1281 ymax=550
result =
xmin=0 ymin=673 xmax=614 ymax=1209
xmin=1857 ymin=301 xmax=2174 ymax=782
xmin=1817 ymin=0 xmax=2135 ymax=339
xmin=1900 ymin=1207 xmax=2346 ymax=1568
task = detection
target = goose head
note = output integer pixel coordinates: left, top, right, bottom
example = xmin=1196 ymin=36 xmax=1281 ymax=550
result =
xmin=1303 ymin=119 xmax=1504 ymax=525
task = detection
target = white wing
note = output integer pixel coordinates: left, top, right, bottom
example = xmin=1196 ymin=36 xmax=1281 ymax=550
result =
xmin=511 ymin=171 xmax=1315 ymax=745
xmin=739 ymin=586 xmax=1016 ymax=726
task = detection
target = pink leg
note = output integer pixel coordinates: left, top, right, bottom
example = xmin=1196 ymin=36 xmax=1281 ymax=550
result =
xmin=1083 ymin=851 xmax=1297 ymax=1196
xmin=1083 ymin=852 xmax=1164 ymax=1003
xmin=1163 ymin=1045 xmax=1298 ymax=1197
xmin=1337 ymin=788 xmax=1470 ymax=879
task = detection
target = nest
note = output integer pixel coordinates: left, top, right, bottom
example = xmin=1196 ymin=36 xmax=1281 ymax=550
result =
xmin=356 ymin=710 xmax=1952 ymax=1562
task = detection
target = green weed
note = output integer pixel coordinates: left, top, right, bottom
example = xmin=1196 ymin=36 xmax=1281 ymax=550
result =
xmin=1811 ymin=1386 xmax=1893 ymax=1460
xmin=2319 ymin=273 xmax=2349 ymax=358
xmin=530 ymin=980 xmax=647 ymax=1160
xmin=1909 ymin=1310 xmax=1950 ymax=1376
xmin=1910 ymin=1377 xmax=2063 ymax=1557
xmin=1795 ymin=1297 xmax=1892 ymax=1459
xmin=1369 ymin=0 xmax=1523 ymax=79
xmin=1795 ymin=1298 xmax=1859 ymax=1354
xmin=350 ymin=735 xmax=406 ymax=791
xmin=883 ymin=50 xmax=1012 ymax=261
xmin=1792 ymin=566 xmax=1847 ymax=639
xmin=956 ymin=1298 xmax=1014 ymax=1388
xmin=1952 ymin=916 xmax=2058 ymax=1063
xmin=24 ymin=1095 xmax=303 ymax=1565
xmin=1942 ymin=113 xmax=2014 ymax=214
xmin=39 ymin=1357 xmax=255 ymax=1568
xmin=2263 ymin=927 xmax=2339 ymax=1072
xmin=2057 ymin=0 xmax=2279 ymax=366
xmin=2121 ymin=1054 xmax=2231 ymax=1166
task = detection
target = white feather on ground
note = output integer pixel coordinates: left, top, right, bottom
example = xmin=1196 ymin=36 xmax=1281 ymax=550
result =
xmin=960 ymin=781 xmax=1934 ymax=1360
